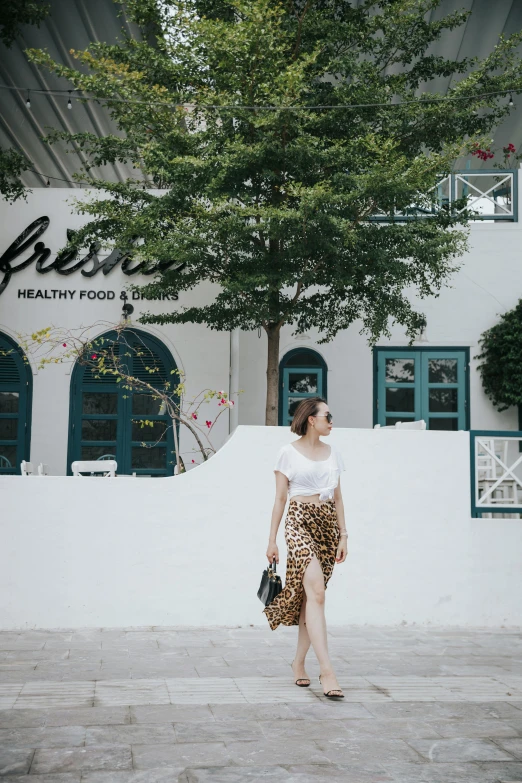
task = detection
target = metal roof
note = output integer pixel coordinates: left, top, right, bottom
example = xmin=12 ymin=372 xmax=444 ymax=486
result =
xmin=0 ymin=0 xmax=521 ymax=190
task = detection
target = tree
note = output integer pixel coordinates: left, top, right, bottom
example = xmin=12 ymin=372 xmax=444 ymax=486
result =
xmin=29 ymin=0 xmax=522 ymax=423
xmin=0 ymin=0 xmax=50 ymax=202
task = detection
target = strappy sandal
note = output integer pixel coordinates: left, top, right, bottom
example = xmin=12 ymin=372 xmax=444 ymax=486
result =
xmin=291 ymin=660 xmax=311 ymax=687
xmin=319 ymin=674 xmax=344 ymax=699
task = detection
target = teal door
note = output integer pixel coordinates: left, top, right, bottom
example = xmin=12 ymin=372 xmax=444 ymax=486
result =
xmin=376 ymin=349 xmax=467 ymax=430
xmin=281 ymin=366 xmax=324 ymax=426
xmin=0 ymin=334 xmax=32 ymax=474
xmin=68 ymin=330 xmax=178 ymax=476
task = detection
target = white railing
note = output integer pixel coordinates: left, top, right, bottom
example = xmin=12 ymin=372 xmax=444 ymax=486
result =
xmin=373 ymin=170 xmax=517 ymax=222
xmin=471 ymin=432 xmax=522 ymax=517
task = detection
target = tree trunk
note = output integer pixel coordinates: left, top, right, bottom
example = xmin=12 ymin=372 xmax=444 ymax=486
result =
xmin=265 ymin=324 xmax=281 ymax=426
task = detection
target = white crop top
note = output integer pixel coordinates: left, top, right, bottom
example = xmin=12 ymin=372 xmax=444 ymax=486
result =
xmin=274 ymin=443 xmax=345 ymax=501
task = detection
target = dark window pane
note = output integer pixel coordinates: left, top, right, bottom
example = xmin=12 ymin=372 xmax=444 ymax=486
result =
xmin=428 ymin=358 xmax=458 ymax=384
xmin=285 ymin=352 xmax=322 ymax=367
xmin=385 ymin=417 xmax=413 ymax=426
xmin=0 ymin=419 xmax=18 ymax=440
xmin=81 ymin=446 xmax=117 ymax=461
xmin=0 ymin=392 xmax=19 ymax=413
xmin=385 ymin=359 xmax=415 ymax=383
xmin=132 ymin=446 xmax=166 ymax=469
xmin=385 ymin=387 xmax=415 ymax=412
xmin=288 ymin=397 xmax=303 ymax=418
xmin=288 ymin=373 xmax=318 ymax=394
xmin=82 ymin=419 xmax=117 ymax=441
xmin=82 ymin=392 xmax=118 ymax=415
xmin=429 ymin=389 xmax=458 ymax=413
xmin=132 ymin=420 xmax=168 ymax=442
xmin=429 ymin=418 xmax=459 ymax=431
xmin=0 ymin=446 xmax=16 ymax=468
xmin=132 ymin=394 xmax=165 ymax=415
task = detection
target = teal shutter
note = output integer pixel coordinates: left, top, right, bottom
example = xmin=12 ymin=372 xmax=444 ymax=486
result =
xmin=0 ymin=333 xmax=32 ymax=474
xmin=68 ymin=329 xmax=178 ymax=476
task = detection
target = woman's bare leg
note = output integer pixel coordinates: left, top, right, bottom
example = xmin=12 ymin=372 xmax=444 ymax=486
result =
xmin=292 ymin=595 xmax=311 ymax=682
xmin=302 ymin=554 xmax=342 ymax=695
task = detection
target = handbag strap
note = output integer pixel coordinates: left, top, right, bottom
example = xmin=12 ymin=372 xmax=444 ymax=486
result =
xmin=270 ymin=558 xmax=277 ymax=573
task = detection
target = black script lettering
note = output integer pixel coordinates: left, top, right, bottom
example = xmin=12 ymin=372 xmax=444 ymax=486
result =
xmin=57 ymin=241 xmax=101 ymax=276
xmin=0 ymin=218 xmax=51 ymax=296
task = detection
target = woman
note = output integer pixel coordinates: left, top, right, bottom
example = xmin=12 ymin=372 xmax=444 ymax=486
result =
xmin=264 ymin=397 xmax=348 ymax=699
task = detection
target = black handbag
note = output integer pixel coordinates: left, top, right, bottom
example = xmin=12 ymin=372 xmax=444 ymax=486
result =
xmin=257 ymin=559 xmax=283 ymax=606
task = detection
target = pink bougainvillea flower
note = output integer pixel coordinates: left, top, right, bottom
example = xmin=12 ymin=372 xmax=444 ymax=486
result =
xmin=206 ymin=420 xmax=212 ymax=428
xmin=191 ymin=412 xmax=198 ymax=420
xmin=229 ymin=400 xmax=235 ymax=406
xmin=91 ymin=354 xmax=97 ymax=360
xmin=191 ymin=459 xmax=195 ymax=463
xmin=62 ymin=343 xmax=67 ymax=347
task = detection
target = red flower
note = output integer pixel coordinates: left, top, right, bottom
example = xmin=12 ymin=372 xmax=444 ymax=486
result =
xmin=191 ymin=412 xmax=198 ymax=420
xmin=206 ymin=420 xmax=212 ymax=428
xmin=91 ymin=354 xmax=97 ymax=360
xmin=62 ymin=343 xmax=67 ymax=347
xmin=504 ymin=143 xmax=516 ymax=153
xmin=191 ymin=459 xmax=195 ymax=463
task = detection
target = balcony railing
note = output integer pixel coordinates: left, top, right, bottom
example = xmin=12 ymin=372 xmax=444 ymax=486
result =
xmin=373 ymin=169 xmax=518 ymax=222
xmin=470 ymin=431 xmax=522 ymax=518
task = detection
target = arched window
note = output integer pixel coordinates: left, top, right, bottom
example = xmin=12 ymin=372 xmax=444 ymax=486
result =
xmin=68 ymin=329 xmax=178 ymax=476
xmin=0 ymin=332 xmax=32 ymax=474
xmin=279 ymin=348 xmax=328 ymax=426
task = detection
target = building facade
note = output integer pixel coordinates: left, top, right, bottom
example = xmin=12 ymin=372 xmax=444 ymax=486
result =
xmin=1 ymin=176 xmax=521 ymax=476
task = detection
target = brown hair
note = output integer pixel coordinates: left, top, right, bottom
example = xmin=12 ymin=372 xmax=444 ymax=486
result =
xmin=290 ymin=397 xmax=327 ymax=436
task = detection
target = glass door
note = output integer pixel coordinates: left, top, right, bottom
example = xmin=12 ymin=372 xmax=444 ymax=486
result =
xmin=282 ymin=366 xmax=323 ymax=427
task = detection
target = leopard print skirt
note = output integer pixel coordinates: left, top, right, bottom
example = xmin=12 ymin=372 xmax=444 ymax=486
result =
xmin=263 ymin=499 xmax=340 ymax=631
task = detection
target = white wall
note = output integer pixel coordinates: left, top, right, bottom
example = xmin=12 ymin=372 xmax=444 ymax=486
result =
xmin=1 ymin=425 xmax=521 ymax=630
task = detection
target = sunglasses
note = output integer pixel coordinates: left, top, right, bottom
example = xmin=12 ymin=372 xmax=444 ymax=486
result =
xmin=315 ymin=412 xmax=333 ymax=424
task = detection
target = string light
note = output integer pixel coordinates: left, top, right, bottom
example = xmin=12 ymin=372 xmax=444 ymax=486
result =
xmin=509 ymin=94 xmax=514 ymax=106
xmin=0 ymin=81 xmax=520 ymax=112
xmin=25 ymin=91 xmax=30 ymax=109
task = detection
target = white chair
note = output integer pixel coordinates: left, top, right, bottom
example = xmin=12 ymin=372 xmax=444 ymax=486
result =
xmin=71 ymin=460 xmax=117 ymax=477
xmin=37 ymin=463 xmax=49 ymax=476
xmin=20 ymin=460 xmax=34 ymax=476
xmin=374 ymin=419 xmax=426 ymax=430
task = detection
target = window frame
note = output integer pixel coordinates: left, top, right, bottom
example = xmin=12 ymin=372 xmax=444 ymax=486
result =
xmin=278 ymin=348 xmax=328 ymax=426
xmin=373 ymin=346 xmax=470 ymax=431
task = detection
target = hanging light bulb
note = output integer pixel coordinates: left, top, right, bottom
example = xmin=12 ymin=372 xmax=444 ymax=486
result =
xmin=26 ymin=92 xmax=31 ymax=109
xmin=509 ymin=94 xmax=514 ymax=107
xmin=46 ymin=179 xmax=50 ymax=187
xmin=67 ymin=92 xmax=72 ymax=110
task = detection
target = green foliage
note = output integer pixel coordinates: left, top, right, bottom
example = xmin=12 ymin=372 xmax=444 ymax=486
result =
xmin=0 ymin=148 xmax=29 ymax=203
xmin=0 ymin=0 xmax=49 ymax=46
xmin=26 ymin=0 xmax=522 ymax=418
xmin=475 ymin=302 xmax=522 ymax=413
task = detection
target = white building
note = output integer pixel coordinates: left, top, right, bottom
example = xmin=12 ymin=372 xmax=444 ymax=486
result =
xmin=0 ymin=174 xmax=521 ymax=478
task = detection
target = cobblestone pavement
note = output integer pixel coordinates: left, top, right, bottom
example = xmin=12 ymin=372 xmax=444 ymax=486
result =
xmin=1 ymin=626 xmax=522 ymax=781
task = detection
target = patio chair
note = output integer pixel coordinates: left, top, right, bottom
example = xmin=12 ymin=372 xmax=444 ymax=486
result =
xmin=71 ymin=459 xmax=117 ymax=477
xmin=374 ymin=420 xmax=426 ymax=430
xmin=20 ymin=460 xmax=34 ymax=476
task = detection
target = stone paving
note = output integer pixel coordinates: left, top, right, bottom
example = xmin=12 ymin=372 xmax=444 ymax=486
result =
xmin=1 ymin=626 xmax=522 ymax=781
